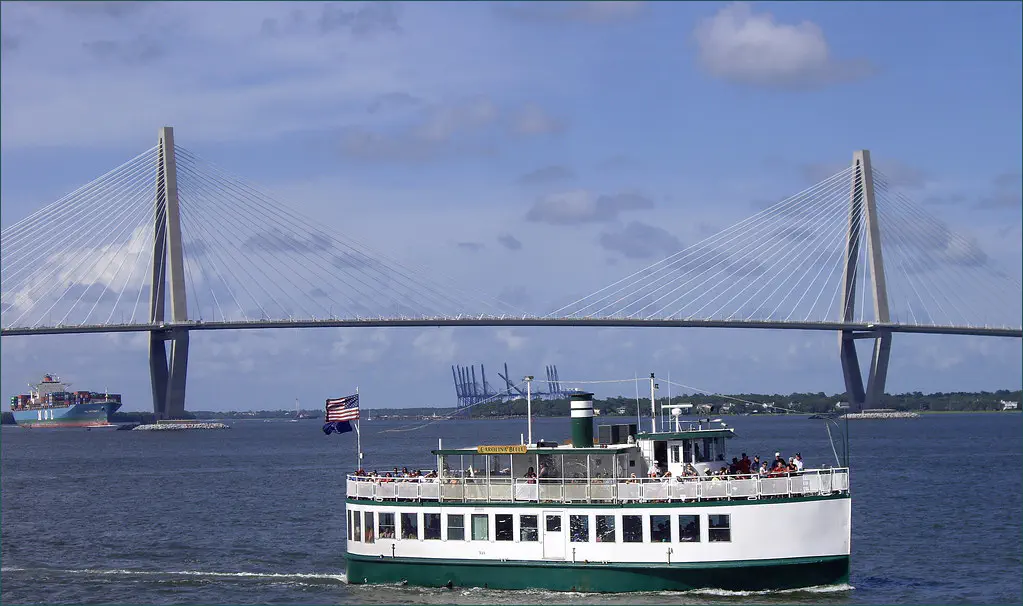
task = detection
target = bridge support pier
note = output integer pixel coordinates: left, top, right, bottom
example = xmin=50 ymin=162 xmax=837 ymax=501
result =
xmin=838 ymin=150 xmax=891 ymax=412
xmin=148 ymin=126 xmax=190 ymax=420
xmin=150 ymin=329 xmax=189 ymax=420
xmin=839 ymin=329 xmax=891 ymax=410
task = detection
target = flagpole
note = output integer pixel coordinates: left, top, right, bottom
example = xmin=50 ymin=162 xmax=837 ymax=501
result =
xmin=356 ymin=386 xmax=362 ymax=472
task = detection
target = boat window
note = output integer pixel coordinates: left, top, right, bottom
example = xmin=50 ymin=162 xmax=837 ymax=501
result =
xmin=545 ymin=515 xmax=561 ymax=532
xmin=490 ymin=455 xmax=512 ymax=477
xmin=622 ymin=515 xmax=643 ymax=543
xmin=650 ymin=515 xmax=670 ymax=543
xmin=353 ymin=510 xmax=362 ymax=542
xmin=471 ymin=514 xmax=489 ymax=541
xmin=670 ymin=444 xmax=680 ymax=463
xmin=347 ymin=510 xmax=353 ymax=541
xmin=678 ymin=514 xmax=699 ymax=542
xmin=495 ymin=514 xmax=514 ymax=541
xmin=401 ymin=512 xmax=419 ymax=540
xmin=447 ymin=514 xmax=465 ymax=541
xmin=424 ymin=513 xmax=441 ymax=540
xmin=714 ymin=438 xmax=726 ymax=461
xmin=364 ymin=512 xmax=375 ymax=544
xmin=379 ymin=513 xmax=395 ymax=539
xmin=596 ymin=515 xmax=615 ymax=543
xmin=570 ymin=515 xmax=589 ymax=542
xmin=709 ymin=514 xmax=730 ymax=542
xmin=520 ymin=515 xmax=538 ymax=541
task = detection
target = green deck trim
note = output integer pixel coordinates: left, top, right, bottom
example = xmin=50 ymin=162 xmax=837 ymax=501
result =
xmin=344 ymin=552 xmax=850 ymax=592
xmin=432 ymin=445 xmax=637 ymax=456
xmin=346 ymin=492 xmax=850 ymax=509
xmin=635 ymin=429 xmax=735 ymax=440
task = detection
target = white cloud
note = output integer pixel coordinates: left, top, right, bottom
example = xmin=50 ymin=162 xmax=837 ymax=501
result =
xmin=512 ymin=103 xmax=565 ymax=136
xmin=495 ymin=328 xmax=528 ymax=351
xmin=413 ymin=328 xmax=458 ymax=361
xmin=526 ymin=191 xmax=654 ymax=225
xmin=694 ymin=3 xmax=873 ymax=89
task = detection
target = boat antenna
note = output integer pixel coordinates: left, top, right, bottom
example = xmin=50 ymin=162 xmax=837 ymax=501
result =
xmin=355 ymin=386 xmax=362 ymax=471
xmin=634 ymin=373 xmax=642 ymax=429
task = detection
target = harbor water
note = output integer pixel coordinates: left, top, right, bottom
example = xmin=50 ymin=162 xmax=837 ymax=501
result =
xmin=2 ymin=412 xmax=1020 ymax=604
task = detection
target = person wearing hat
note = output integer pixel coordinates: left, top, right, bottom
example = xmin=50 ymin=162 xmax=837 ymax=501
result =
xmin=794 ymin=453 xmax=804 ymax=471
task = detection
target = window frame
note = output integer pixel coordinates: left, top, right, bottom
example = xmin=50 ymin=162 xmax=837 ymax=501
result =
xmin=364 ymin=511 xmax=375 ymax=543
xmin=447 ymin=513 xmax=465 ymax=541
xmin=424 ymin=512 xmax=442 ymax=540
xmin=649 ymin=514 xmax=671 ymax=543
xmin=495 ymin=513 xmax=514 ymax=541
xmin=471 ymin=513 xmax=490 ymax=541
xmin=622 ymin=514 xmax=643 ymax=543
xmin=708 ymin=514 xmax=731 ymax=542
xmin=400 ymin=512 xmax=419 ymax=540
xmin=595 ymin=514 xmax=616 ymax=543
xmin=519 ymin=514 xmax=538 ymax=542
xmin=379 ymin=512 xmax=396 ymax=539
xmin=678 ymin=514 xmax=700 ymax=542
xmin=569 ymin=514 xmax=589 ymax=543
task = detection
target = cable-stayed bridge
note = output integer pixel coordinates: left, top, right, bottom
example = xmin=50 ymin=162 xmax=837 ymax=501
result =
xmin=2 ymin=128 xmax=1020 ymax=419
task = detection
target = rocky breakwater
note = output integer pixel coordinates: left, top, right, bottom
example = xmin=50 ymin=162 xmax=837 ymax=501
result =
xmin=133 ymin=421 xmax=230 ymax=431
xmin=841 ymin=408 xmax=920 ymax=420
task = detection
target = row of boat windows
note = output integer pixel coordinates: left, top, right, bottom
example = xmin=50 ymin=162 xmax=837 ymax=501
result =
xmin=347 ymin=510 xmax=731 ymax=544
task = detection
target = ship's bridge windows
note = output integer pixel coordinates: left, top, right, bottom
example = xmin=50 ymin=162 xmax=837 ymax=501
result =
xmin=596 ymin=515 xmax=615 ymax=543
xmin=364 ymin=512 xmax=375 ymax=543
xmin=447 ymin=513 xmax=465 ymax=541
xmin=709 ymin=514 xmax=731 ymax=542
xmin=678 ymin=514 xmax=700 ymax=542
xmin=650 ymin=515 xmax=671 ymax=543
xmin=379 ymin=512 xmax=396 ymax=539
xmin=622 ymin=515 xmax=643 ymax=543
xmin=424 ymin=513 xmax=441 ymax=540
xmin=401 ymin=512 xmax=419 ymax=540
xmin=496 ymin=514 xmax=514 ymax=541
xmin=520 ymin=514 xmax=539 ymax=541
xmin=471 ymin=514 xmax=489 ymax=541
xmin=570 ymin=514 xmax=589 ymax=542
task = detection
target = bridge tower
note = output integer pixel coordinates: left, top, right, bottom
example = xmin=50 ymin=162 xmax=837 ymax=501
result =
xmin=149 ymin=126 xmax=190 ymax=420
xmin=838 ymin=150 xmax=891 ymax=412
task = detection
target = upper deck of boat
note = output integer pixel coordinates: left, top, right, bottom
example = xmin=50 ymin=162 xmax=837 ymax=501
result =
xmin=347 ymin=438 xmax=849 ymax=506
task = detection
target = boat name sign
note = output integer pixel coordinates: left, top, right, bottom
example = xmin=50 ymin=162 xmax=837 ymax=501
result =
xmin=477 ymin=445 xmax=528 ymax=454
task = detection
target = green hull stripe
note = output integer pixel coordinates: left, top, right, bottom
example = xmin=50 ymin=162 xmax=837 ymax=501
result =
xmin=345 ymin=553 xmax=850 ymax=592
xmin=346 ymin=492 xmax=849 ymax=509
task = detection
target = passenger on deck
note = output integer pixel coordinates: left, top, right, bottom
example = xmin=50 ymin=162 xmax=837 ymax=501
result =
xmin=794 ymin=453 xmax=804 ymax=471
xmin=739 ymin=453 xmax=752 ymax=475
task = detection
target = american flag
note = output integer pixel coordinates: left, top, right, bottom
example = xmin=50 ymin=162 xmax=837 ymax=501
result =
xmin=325 ymin=394 xmax=359 ymax=422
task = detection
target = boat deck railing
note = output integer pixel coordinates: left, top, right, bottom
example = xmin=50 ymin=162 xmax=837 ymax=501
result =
xmin=346 ymin=468 xmax=850 ymax=505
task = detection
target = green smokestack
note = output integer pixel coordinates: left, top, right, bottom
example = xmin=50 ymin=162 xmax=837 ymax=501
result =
xmin=570 ymin=392 xmax=594 ymax=448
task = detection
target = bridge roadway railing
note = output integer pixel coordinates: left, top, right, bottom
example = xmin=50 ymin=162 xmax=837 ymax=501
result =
xmin=346 ymin=468 xmax=850 ymax=504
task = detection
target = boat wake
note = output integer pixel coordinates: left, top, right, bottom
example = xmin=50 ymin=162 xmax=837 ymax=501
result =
xmin=1 ymin=566 xmax=347 ymax=584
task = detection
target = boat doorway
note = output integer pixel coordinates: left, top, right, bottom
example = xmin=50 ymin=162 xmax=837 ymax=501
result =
xmin=653 ymin=441 xmax=668 ymax=474
xmin=541 ymin=511 xmax=565 ymax=560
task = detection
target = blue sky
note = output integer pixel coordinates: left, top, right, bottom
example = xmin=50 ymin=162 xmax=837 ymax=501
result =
xmin=1 ymin=1 xmax=1020 ymax=412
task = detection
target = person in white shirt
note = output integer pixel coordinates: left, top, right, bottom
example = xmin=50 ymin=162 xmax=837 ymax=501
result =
xmin=794 ymin=453 xmax=804 ymax=471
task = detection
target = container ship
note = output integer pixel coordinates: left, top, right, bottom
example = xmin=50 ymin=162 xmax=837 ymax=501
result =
xmin=9 ymin=374 xmax=122 ymax=428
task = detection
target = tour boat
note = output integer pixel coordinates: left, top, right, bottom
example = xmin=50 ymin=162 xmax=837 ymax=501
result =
xmin=344 ymin=392 xmax=851 ymax=592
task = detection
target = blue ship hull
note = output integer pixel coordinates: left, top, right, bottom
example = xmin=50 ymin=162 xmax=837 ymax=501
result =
xmin=12 ymin=401 xmax=122 ymax=428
